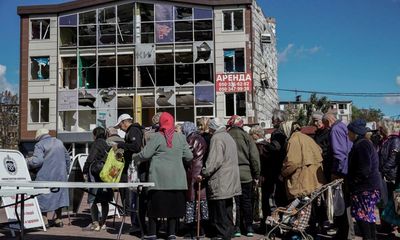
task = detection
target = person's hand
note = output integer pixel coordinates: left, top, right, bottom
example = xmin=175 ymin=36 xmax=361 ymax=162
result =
xmin=254 ymin=178 xmax=259 ymax=186
xmin=196 ymin=175 xmax=203 ymax=182
xmin=83 ymin=174 xmax=88 ymax=182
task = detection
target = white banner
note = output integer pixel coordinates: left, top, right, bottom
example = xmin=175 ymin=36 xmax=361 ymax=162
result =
xmin=0 ymin=149 xmax=46 ymax=230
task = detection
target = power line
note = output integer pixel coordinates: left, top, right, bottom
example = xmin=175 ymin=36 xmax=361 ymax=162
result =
xmin=268 ymin=87 xmax=400 ymax=97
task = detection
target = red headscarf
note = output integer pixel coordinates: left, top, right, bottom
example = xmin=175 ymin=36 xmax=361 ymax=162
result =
xmin=159 ymin=112 xmax=175 ymax=148
xmin=227 ymin=115 xmax=244 ymax=128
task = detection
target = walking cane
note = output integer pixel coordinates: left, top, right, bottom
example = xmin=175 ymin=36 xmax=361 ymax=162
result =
xmin=196 ymin=181 xmax=201 ymax=240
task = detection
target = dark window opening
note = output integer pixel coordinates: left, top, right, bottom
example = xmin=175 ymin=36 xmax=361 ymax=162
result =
xmin=175 ymin=7 xmax=192 ymax=20
xmin=225 ymin=93 xmax=234 ymax=116
xmin=118 ymin=24 xmax=134 ymax=44
xmin=224 ymin=49 xmax=244 ymax=72
xmin=30 ymin=99 xmax=49 ymax=123
xmin=31 ymin=57 xmax=49 ymax=80
xmin=61 ymin=57 xmax=77 ymax=89
xmin=138 ymin=3 xmax=154 ymax=22
xmin=99 ymin=24 xmax=116 ymax=45
xmin=225 ymin=92 xmax=246 ymax=116
xmin=175 ymin=21 xmax=193 ymax=42
xmin=98 ymin=55 xmax=116 ymax=66
xmin=176 ymin=107 xmax=194 ymax=122
xmin=60 ymin=27 xmax=77 ymax=47
xmin=175 ymin=48 xmax=193 ymax=64
xmin=79 ymin=25 xmax=97 ymax=46
xmin=194 ymin=20 xmax=212 ymax=41
xmin=118 ymin=3 xmax=134 ymax=23
xmin=196 ymin=107 xmax=213 ymax=116
xmin=156 ymin=45 xmax=174 ymax=64
xmin=98 ymin=67 xmax=116 ymax=88
xmin=195 ymin=63 xmax=213 ymax=84
xmin=141 ymin=23 xmax=154 ymax=43
xmin=157 ymin=107 xmax=174 ymax=117
xmin=118 ymin=66 xmax=134 ymax=88
xmin=138 ymin=66 xmax=155 ymax=87
xmin=156 ymin=65 xmax=174 ymax=86
xmin=99 ymin=7 xmax=116 ymax=23
xmin=31 ymin=19 xmax=50 ymax=40
xmin=118 ymin=54 xmax=133 ymax=65
xmin=223 ymin=10 xmax=243 ymax=31
xmin=175 ymin=64 xmax=193 ymax=85
xmin=79 ymin=11 xmax=96 ymax=24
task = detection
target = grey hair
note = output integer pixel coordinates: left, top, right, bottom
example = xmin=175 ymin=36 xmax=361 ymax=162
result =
xmin=272 ymin=109 xmax=287 ymax=123
xmin=249 ymin=125 xmax=265 ymax=137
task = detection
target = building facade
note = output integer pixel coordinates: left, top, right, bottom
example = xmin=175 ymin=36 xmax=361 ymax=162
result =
xmin=18 ymin=0 xmax=278 ymax=149
xmin=279 ymin=100 xmax=353 ymax=124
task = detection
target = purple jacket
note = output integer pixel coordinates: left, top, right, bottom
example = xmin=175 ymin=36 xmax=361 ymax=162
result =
xmin=330 ymin=120 xmax=352 ymax=176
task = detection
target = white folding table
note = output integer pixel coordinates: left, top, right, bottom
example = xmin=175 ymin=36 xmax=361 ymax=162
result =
xmin=0 ymin=181 xmax=154 ymax=240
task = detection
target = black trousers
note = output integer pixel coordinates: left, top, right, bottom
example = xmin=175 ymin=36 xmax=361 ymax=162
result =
xmin=209 ymin=198 xmax=234 ymax=240
xmin=234 ymin=182 xmax=253 ymax=232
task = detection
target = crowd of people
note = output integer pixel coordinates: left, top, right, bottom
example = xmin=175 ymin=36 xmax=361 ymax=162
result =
xmin=26 ymin=109 xmax=400 ymax=240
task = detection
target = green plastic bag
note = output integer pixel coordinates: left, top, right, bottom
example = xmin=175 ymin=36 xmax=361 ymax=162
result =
xmin=100 ymin=148 xmax=124 ymax=183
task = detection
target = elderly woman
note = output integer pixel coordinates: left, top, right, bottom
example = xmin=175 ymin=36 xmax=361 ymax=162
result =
xmin=347 ymin=119 xmax=381 ymax=240
xmin=133 ymin=112 xmax=193 ymax=240
xmin=181 ymin=122 xmax=209 ymax=238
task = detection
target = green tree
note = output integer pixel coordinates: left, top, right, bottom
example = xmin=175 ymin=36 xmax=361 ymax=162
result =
xmin=352 ymin=105 xmax=384 ymax=123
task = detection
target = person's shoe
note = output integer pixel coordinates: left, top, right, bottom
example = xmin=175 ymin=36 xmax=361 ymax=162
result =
xmin=143 ymin=235 xmax=157 ymax=240
xmin=101 ymin=224 xmax=107 ymax=230
xmin=128 ymin=225 xmax=141 ymax=235
xmin=246 ymin=226 xmax=254 ymax=237
xmin=92 ymin=221 xmax=101 ymax=231
xmin=167 ymin=235 xmax=177 ymax=240
xmin=53 ymin=220 xmax=64 ymax=228
xmin=234 ymin=231 xmax=241 ymax=237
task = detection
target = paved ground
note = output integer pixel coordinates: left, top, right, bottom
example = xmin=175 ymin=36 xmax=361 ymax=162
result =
xmin=0 ymin=192 xmax=392 ymax=239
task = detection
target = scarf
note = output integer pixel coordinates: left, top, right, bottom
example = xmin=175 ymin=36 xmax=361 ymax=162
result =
xmin=159 ymin=112 xmax=175 ymax=148
xmin=227 ymin=115 xmax=244 ymax=128
xmin=182 ymin=122 xmax=197 ymax=138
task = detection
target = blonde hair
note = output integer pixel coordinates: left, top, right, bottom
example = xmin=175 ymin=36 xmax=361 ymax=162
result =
xmin=197 ymin=117 xmax=210 ymax=133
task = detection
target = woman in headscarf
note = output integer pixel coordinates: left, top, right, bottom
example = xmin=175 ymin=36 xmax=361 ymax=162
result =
xmin=133 ymin=112 xmax=193 ymax=240
xmin=181 ymin=122 xmax=209 ymax=238
xmin=347 ymin=119 xmax=381 ymax=240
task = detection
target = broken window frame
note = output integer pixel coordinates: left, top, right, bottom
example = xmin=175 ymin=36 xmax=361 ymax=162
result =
xmin=175 ymin=6 xmax=193 ymax=20
xmin=223 ymin=48 xmax=245 ymax=73
xmin=30 ymin=56 xmax=50 ymax=80
xmin=222 ymin=10 xmax=243 ymax=32
xmin=224 ymin=92 xmax=246 ymax=117
xmin=175 ymin=21 xmax=193 ymax=42
xmin=30 ymin=98 xmax=49 ymax=123
xmin=31 ymin=19 xmax=50 ymax=40
xmin=195 ymin=63 xmax=214 ymax=84
xmin=60 ymin=57 xmax=77 ymax=89
xmin=194 ymin=20 xmax=213 ymax=41
xmin=155 ymin=65 xmax=175 ymax=86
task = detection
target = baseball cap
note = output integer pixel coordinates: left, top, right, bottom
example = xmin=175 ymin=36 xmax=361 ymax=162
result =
xmin=115 ymin=114 xmax=133 ymax=128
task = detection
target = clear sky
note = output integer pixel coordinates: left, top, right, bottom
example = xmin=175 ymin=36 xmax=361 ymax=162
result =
xmin=0 ymin=0 xmax=399 ymax=117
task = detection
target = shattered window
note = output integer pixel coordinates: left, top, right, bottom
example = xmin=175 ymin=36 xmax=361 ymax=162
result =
xmin=196 ymin=107 xmax=213 ymax=116
xmin=176 ymin=107 xmax=194 ymax=122
xmin=78 ymin=55 xmax=96 ymax=88
xmin=59 ymin=111 xmax=76 ymax=132
xmin=97 ymin=89 xmax=117 ymax=109
xmin=223 ymin=10 xmax=243 ymax=31
xmin=224 ymin=49 xmax=244 ymax=72
xmin=78 ymin=89 xmax=97 ymax=110
xmin=175 ymin=44 xmax=193 ymax=63
xmin=31 ymin=19 xmax=50 ymax=40
xmin=194 ymin=20 xmax=212 ymax=41
xmin=61 ymin=57 xmax=77 ymax=89
xmin=225 ymin=92 xmax=246 ymax=116
xmin=98 ymin=54 xmax=116 ymax=88
xmin=99 ymin=7 xmax=116 ymax=23
xmin=79 ymin=25 xmax=97 ymax=46
xmin=156 ymin=65 xmax=174 ymax=86
xmin=31 ymin=57 xmax=49 ymax=80
xmin=78 ymin=110 xmax=96 ymax=131
xmin=175 ymin=64 xmax=193 ymax=86
xmin=175 ymin=7 xmax=192 ymax=20
xmin=117 ymin=3 xmax=134 ymax=44
xmin=60 ymin=15 xmax=77 ymax=47
xmin=138 ymin=66 xmax=155 ymax=87
xmin=156 ymin=45 xmax=174 ymax=64
xmin=194 ymin=41 xmax=213 ymax=63
xmin=30 ymin=98 xmax=49 ymax=123
xmin=118 ymin=3 xmax=134 ymax=23
xmin=118 ymin=54 xmax=134 ymax=88
xmin=79 ymin=10 xmax=96 ymax=24
xmin=156 ymin=87 xmax=175 ymax=106
xmin=195 ymin=63 xmax=213 ymax=84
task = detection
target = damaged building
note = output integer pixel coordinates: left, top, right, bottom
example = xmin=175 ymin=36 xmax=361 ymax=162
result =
xmin=18 ymin=0 xmax=278 ymax=153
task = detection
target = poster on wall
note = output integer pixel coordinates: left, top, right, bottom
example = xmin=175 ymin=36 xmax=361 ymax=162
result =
xmin=58 ymin=90 xmax=78 ymax=111
xmin=136 ymin=44 xmax=155 ymax=66
xmin=215 ymin=72 xmax=252 ymax=93
xmin=97 ymin=109 xmax=117 ymax=128
xmin=193 ymin=41 xmax=213 ymax=63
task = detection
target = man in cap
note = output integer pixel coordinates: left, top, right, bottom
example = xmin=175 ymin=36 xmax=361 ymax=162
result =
xmin=197 ymin=118 xmax=241 ymax=240
xmin=27 ymin=128 xmax=70 ymax=228
xmin=115 ymin=114 xmax=144 ymax=234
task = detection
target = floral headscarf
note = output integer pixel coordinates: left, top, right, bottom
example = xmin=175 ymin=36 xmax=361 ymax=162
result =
xmin=227 ymin=115 xmax=244 ymax=128
xmin=181 ymin=122 xmax=197 ymax=138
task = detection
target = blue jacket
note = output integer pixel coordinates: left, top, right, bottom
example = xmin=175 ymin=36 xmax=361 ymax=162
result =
xmin=348 ymin=138 xmax=381 ymax=193
xmin=330 ymin=121 xmax=352 ymax=176
xmin=28 ymin=134 xmax=70 ymax=212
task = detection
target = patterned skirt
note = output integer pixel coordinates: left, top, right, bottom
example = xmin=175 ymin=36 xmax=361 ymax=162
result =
xmin=185 ymin=200 xmax=209 ymax=223
xmin=351 ymin=190 xmax=380 ymax=223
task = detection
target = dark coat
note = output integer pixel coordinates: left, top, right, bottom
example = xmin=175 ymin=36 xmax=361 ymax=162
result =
xmin=314 ymin=127 xmax=332 ymax=181
xmin=185 ymin=132 xmax=208 ymax=201
xmin=83 ymin=138 xmax=110 ymax=182
xmin=118 ymin=123 xmax=143 ymax=173
xmin=255 ymin=139 xmax=281 ymax=183
xmin=380 ymin=135 xmax=400 ymax=182
xmin=348 ymin=138 xmax=381 ymax=193
xmin=270 ymin=129 xmax=287 ymax=181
